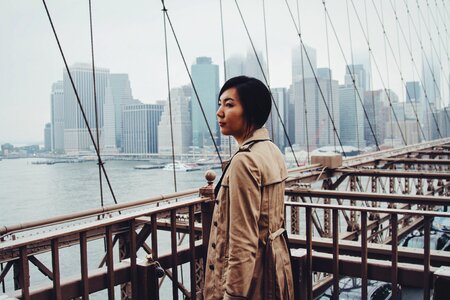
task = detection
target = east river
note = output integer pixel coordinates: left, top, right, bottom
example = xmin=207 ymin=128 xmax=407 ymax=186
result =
xmin=0 ymin=158 xmax=217 ymax=298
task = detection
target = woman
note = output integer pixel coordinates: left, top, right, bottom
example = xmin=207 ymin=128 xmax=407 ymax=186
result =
xmin=204 ymin=76 xmax=294 ymax=300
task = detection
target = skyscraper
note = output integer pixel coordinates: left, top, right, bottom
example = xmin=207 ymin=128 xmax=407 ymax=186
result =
xmin=50 ymin=80 xmax=64 ymax=152
xmin=109 ymin=74 xmax=135 ymax=150
xmin=339 ymin=65 xmax=366 ymax=149
xmin=363 ymin=89 xmax=399 ymax=146
xmin=292 ymin=44 xmax=317 ymax=83
xmin=44 ymin=123 xmax=51 ymax=152
xmin=291 ymin=77 xmax=339 ymax=150
xmin=244 ymin=49 xmax=267 ymax=83
xmin=191 ymin=57 xmax=220 ymax=149
xmin=158 ymin=85 xmax=192 ymax=155
xmin=225 ymin=54 xmax=245 ymax=80
xmin=63 ymin=63 xmax=110 ymax=154
xmin=122 ymin=101 xmax=164 ymax=153
xmin=266 ymin=87 xmax=288 ymax=151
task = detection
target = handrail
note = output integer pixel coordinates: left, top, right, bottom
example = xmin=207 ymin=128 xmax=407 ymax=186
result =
xmin=285 ymin=201 xmax=450 ymax=218
xmin=0 ymin=188 xmax=199 ymax=237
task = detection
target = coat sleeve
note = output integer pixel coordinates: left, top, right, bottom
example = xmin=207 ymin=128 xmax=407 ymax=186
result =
xmin=224 ymin=153 xmax=261 ymax=299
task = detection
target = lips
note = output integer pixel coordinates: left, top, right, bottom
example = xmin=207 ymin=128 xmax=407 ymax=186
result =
xmin=218 ymin=122 xmax=225 ymax=127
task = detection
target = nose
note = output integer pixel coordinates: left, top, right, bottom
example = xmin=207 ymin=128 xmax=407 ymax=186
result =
xmin=216 ymin=105 xmax=224 ymax=118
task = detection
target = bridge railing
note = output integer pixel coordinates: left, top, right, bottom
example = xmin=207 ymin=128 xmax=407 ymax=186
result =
xmin=0 ymin=182 xmax=216 ymax=300
xmin=285 ymin=189 xmax=450 ymax=300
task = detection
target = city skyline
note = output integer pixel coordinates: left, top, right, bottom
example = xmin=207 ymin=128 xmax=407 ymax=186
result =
xmin=1 ymin=0 xmax=449 ymax=144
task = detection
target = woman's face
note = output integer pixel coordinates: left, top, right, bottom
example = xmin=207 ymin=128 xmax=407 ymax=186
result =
xmin=216 ymin=87 xmax=248 ymax=144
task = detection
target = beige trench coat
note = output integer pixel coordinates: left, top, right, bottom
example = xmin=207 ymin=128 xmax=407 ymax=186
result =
xmin=204 ymin=128 xmax=294 ymax=300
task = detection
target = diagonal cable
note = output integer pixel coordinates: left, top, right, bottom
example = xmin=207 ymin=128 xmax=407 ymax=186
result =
xmin=235 ymin=0 xmax=302 ymax=164
xmin=42 ymin=0 xmax=118 ymax=205
xmin=161 ymin=1 xmax=223 ymax=165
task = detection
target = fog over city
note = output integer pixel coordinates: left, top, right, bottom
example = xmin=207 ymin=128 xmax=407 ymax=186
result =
xmin=0 ymin=0 xmax=448 ymax=144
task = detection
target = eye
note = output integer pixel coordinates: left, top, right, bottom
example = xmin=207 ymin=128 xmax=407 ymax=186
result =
xmin=225 ymin=103 xmax=233 ymax=108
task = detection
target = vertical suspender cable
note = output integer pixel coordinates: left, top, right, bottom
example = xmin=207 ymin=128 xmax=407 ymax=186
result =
xmin=162 ymin=2 xmax=178 ymax=193
xmin=320 ymin=0 xmax=382 ymax=150
xmin=344 ymin=0 xmax=360 ymax=151
xmin=282 ymin=0 xmax=348 ymax=157
xmin=397 ymin=0 xmax=443 ymax=138
xmin=393 ymin=0 xmax=409 ymax=144
xmin=325 ymin=0 xmax=338 ymax=152
xmin=42 ymin=0 xmax=118 ymax=205
xmin=342 ymin=0 xmax=406 ymax=146
xmin=219 ymin=0 xmax=232 ymax=158
xmin=415 ymin=0 xmax=450 ymax=125
xmin=283 ymin=0 xmax=347 ymax=157
xmin=234 ymin=0 xmax=302 ymax=164
xmin=379 ymin=0 xmax=396 ymax=147
xmin=161 ymin=1 xmax=223 ymax=165
xmin=296 ymin=0 xmax=310 ymax=164
xmin=88 ymin=0 xmax=105 ymax=207
xmin=364 ymin=0 xmax=378 ymax=147
xmin=262 ymin=0 xmax=274 ymax=142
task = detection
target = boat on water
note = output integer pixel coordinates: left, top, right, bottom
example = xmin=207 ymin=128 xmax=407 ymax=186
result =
xmin=163 ymin=161 xmax=201 ymax=172
xmin=133 ymin=164 xmax=164 ymax=170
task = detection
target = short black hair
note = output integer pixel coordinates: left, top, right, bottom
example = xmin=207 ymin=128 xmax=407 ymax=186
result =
xmin=218 ymin=76 xmax=271 ymax=128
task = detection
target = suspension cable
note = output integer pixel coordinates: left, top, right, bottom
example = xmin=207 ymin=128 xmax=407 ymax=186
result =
xmin=161 ymin=1 xmax=223 ymax=165
xmin=262 ymin=0 xmax=275 ymax=142
xmin=415 ymin=0 xmax=450 ymax=124
xmin=219 ymin=0 xmax=232 ymax=158
xmin=162 ymin=3 xmax=178 ymax=193
xmin=344 ymin=0 xmax=361 ymax=151
xmin=379 ymin=0 xmax=396 ymax=147
xmin=321 ymin=0 xmax=384 ymax=150
xmin=393 ymin=0 xmax=409 ymax=144
xmin=282 ymin=0 xmax=347 ymax=157
xmin=342 ymin=0 xmax=407 ymax=146
xmin=88 ymin=0 xmax=105 ymax=207
xmin=415 ymin=0 xmax=450 ymax=76
xmin=360 ymin=0 xmax=425 ymax=142
xmin=42 ymin=0 xmax=118 ymax=205
xmin=364 ymin=0 xmax=378 ymax=148
xmin=296 ymin=0 xmax=311 ymax=164
xmin=325 ymin=0 xmax=338 ymax=152
xmin=390 ymin=0 xmax=444 ymax=138
xmin=234 ymin=0 xmax=302 ymax=164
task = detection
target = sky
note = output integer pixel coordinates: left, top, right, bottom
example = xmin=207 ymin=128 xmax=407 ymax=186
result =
xmin=0 ymin=0 xmax=448 ymax=144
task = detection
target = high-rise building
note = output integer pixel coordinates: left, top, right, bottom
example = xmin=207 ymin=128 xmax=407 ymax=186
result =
xmin=292 ymin=44 xmax=317 ymax=83
xmin=103 ymin=83 xmax=118 ymax=154
xmin=63 ymin=63 xmax=110 ymax=154
xmin=339 ymin=65 xmax=366 ymax=149
xmin=225 ymin=50 xmax=267 ymax=83
xmin=244 ymin=49 xmax=267 ymax=83
xmin=266 ymin=87 xmax=288 ymax=151
xmin=109 ymin=74 xmax=135 ymax=150
xmin=44 ymin=123 xmax=52 ymax=152
xmin=405 ymin=81 xmax=421 ymax=103
xmin=122 ymin=102 xmax=164 ymax=153
xmin=225 ymin=54 xmax=245 ymax=80
xmin=291 ymin=77 xmax=339 ymax=150
xmin=363 ymin=89 xmax=399 ymax=147
xmin=191 ymin=57 xmax=220 ymax=149
xmin=345 ymin=64 xmax=367 ymax=91
xmin=50 ymin=80 xmax=64 ymax=152
xmin=422 ymin=57 xmax=441 ymax=108
xmin=158 ymin=85 xmax=192 ymax=155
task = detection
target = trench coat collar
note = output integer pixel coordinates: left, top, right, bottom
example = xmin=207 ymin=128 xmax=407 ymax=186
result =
xmin=239 ymin=128 xmax=271 ymax=151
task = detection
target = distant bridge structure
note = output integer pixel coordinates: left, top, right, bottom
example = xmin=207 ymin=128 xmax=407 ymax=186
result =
xmin=1 ymin=138 xmax=450 ymax=299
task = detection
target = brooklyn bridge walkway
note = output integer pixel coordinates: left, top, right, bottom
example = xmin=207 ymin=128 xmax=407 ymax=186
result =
xmin=1 ymin=138 xmax=450 ymax=300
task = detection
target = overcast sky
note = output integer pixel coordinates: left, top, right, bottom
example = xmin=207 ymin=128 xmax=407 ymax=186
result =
xmin=0 ymin=0 xmax=448 ymax=144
